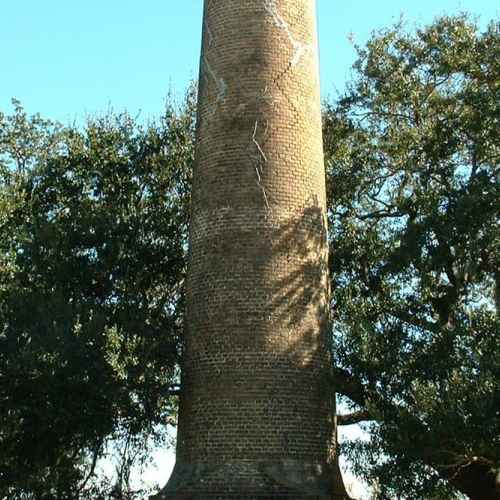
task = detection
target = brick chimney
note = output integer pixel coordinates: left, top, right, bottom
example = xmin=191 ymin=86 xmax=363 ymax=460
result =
xmin=154 ymin=1 xmax=348 ymax=498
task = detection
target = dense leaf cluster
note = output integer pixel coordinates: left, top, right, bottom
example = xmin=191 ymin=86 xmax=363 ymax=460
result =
xmin=324 ymin=16 xmax=499 ymax=499
xmin=0 ymin=93 xmax=195 ymax=498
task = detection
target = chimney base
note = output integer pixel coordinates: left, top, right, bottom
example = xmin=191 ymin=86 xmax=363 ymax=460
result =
xmin=150 ymin=459 xmax=350 ymax=499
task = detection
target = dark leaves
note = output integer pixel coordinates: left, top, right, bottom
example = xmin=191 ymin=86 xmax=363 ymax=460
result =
xmin=325 ymin=15 xmax=499 ymax=499
xmin=0 ymin=91 xmax=196 ymax=498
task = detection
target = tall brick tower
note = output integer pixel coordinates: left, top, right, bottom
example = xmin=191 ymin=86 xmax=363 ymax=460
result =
xmin=155 ymin=0 xmax=345 ymax=498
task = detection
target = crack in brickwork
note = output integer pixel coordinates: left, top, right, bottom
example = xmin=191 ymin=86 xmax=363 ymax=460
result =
xmin=203 ymin=55 xmax=228 ymax=104
xmin=250 ymin=120 xmax=271 ymax=211
xmin=263 ymin=0 xmax=313 ymax=67
xmin=247 ymin=0 xmax=315 ymax=211
xmin=201 ymin=0 xmax=227 ymax=115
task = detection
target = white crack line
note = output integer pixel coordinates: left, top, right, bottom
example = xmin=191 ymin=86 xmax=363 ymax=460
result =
xmin=252 ymin=120 xmax=268 ymax=164
xmin=263 ymin=0 xmax=312 ymax=67
xmin=203 ymin=56 xmax=228 ymax=103
xmin=204 ymin=0 xmax=215 ymax=48
xmin=204 ymin=18 xmax=214 ymax=49
xmin=260 ymin=85 xmax=280 ymax=104
xmin=251 ymin=121 xmax=270 ymax=210
xmin=202 ymin=5 xmax=227 ymax=106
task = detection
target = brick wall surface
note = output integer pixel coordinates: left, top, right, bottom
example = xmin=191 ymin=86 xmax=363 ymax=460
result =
xmin=154 ymin=1 xmax=341 ymax=498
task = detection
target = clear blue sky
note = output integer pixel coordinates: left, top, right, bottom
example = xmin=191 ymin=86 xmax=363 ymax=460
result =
xmin=1 ymin=0 xmax=498 ymax=124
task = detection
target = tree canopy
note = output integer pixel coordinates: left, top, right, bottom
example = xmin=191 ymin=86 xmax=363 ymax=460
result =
xmin=0 ymin=14 xmax=498 ymax=500
xmin=0 ymin=93 xmax=195 ymax=498
xmin=324 ymin=15 xmax=499 ymax=499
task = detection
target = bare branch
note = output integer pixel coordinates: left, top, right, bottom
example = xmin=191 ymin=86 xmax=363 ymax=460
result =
xmin=357 ymin=209 xmax=406 ymax=221
xmin=337 ymin=410 xmax=376 ymax=425
xmin=77 ymin=438 xmax=103 ymax=495
xmin=388 ymin=309 xmax=441 ymax=334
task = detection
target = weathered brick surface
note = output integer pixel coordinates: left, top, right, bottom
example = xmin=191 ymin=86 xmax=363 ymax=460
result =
xmin=155 ymin=1 xmax=339 ymax=498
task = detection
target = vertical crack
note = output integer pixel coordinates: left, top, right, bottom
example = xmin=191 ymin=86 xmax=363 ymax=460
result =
xmin=203 ymin=56 xmax=228 ymax=104
xmin=202 ymin=3 xmax=228 ymax=115
xmin=249 ymin=120 xmax=271 ymax=211
xmin=263 ymin=0 xmax=312 ymax=67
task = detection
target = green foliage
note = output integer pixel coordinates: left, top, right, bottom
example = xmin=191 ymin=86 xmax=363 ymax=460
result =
xmin=0 ymin=91 xmax=196 ymax=498
xmin=324 ymin=15 xmax=499 ymax=499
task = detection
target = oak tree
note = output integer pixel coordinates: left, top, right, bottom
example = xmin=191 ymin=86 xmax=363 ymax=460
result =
xmin=324 ymin=15 xmax=499 ymax=499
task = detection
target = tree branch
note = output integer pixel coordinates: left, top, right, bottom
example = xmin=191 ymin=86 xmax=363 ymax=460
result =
xmin=77 ymin=438 xmax=103 ymax=495
xmin=330 ymin=370 xmax=499 ymax=498
xmin=357 ymin=209 xmax=406 ymax=221
xmin=337 ymin=410 xmax=375 ymax=425
xmin=332 ymin=367 xmax=368 ymax=408
xmin=389 ymin=308 xmax=440 ymax=334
